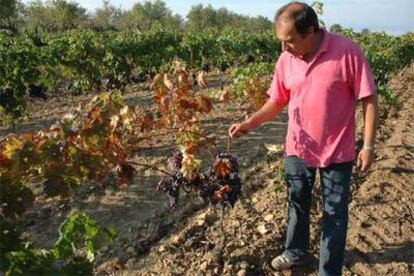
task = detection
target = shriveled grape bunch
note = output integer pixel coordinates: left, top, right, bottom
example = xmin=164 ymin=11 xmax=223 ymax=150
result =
xmin=157 ymin=151 xmax=242 ymax=209
xmin=209 ymin=153 xmax=242 ymax=207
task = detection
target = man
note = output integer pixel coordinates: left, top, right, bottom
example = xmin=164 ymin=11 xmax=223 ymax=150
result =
xmin=228 ymin=2 xmax=378 ymax=276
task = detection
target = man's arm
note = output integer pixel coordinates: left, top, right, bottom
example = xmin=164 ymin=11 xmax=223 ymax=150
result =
xmin=357 ymin=95 xmax=379 ymax=172
xmin=228 ymin=99 xmax=286 ymax=138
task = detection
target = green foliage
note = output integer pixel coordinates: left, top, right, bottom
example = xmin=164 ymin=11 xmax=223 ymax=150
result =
xmin=377 ymin=84 xmax=398 ymax=106
xmin=329 ymin=24 xmax=343 ymax=33
xmin=92 ymin=0 xmax=121 ymax=31
xmin=185 ymin=4 xmax=272 ymax=33
xmin=24 ymin=0 xmax=88 ymax=33
xmin=53 ymin=30 xmax=105 ymax=93
xmin=0 ymin=29 xmax=279 ymax=124
xmin=1 ymin=212 xmax=115 ymax=275
xmin=231 ymin=62 xmax=274 ymax=97
xmin=230 ymin=62 xmax=274 ymax=111
xmin=1 ymin=28 xmax=413 ymax=124
xmin=181 ymin=30 xmax=220 ymax=69
xmin=181 ymin=30 xmax=279 ymax=71
xmin=127 ymin=29 xmax=180 ymax=75
xmin=7 ymin=0 xmax=274 ymax=34
xmin=53 ymin=212 xmax=116 ymax=262
xmin=343 ymin=32 xmax=414 ymax=105
xmin=0 ymin=32 xmax=42 ymax=124
xmin=118 ymin=0 xmax=183 ymax=32
xmin=310 ymin=1 xmax=325 ymax=28
xmin=356 ymin=33 xmax=408 ymax=85
xmin=0 ymin=0 xmax=18 ymax=28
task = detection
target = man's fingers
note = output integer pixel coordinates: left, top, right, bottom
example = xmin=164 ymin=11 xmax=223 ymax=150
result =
xmin=228 ymin=124 xmax=239 ymax=138
xmin=358 ymin=153 xmax=371 ymax=172
xmin=361 ymin=161 xmax=370 ymax=172
xmin=360 ymin=162 xmax=367 ymax=172
xmin=229 ymin=123 xmax=249 ymax=138
xmin=356 ymin=153 xmax=362 ymax=169
xmin=357 ymin=150 xmax=374 ymax=173
xmin=228 ymin=124 xmax=235 ymax=136
xmin=361 ymin=160 xmax=372 ymax=172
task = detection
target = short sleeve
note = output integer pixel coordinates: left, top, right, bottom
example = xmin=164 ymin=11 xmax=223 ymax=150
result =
xmin=348 ymin=44 xmax=377 ymax=100
xmin=267 ymin=60 xmax=290 ymax=105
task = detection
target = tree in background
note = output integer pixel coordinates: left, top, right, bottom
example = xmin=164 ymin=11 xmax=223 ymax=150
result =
xmin=3 ymin=0 xmax=274 ymax=34
xmin=0 ymin=0 xmax=23 ymax=33
xmin=330 ymin=23 xmax=343 ymax=33
xmin=186 ymin=4 xmax=272 ymax=33
xmin=23 ymin=0 xmax=88 ymax=33
xmin=226 ymin=15 xmax=273 ymax=33
xmin=186 ymin=4 xmax=219 ymax=32
xmin=361 ymin=28 xmax=370 ymax=34
xmin=116 ymin=0 xmax=183 ymax=31
xmin=310 ymin=1 xmax=325 ymax=28
xmin=245 ymin=16 xmax=273 ymax=33
xmin=92 ymin=0 xmax=121 ymax=31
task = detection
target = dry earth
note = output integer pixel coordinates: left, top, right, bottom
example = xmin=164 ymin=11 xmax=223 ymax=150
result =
xmin=2 ymin=65 xmax=413 ymax=276
xmin=119 ymin=65 xmax=414 ymax=276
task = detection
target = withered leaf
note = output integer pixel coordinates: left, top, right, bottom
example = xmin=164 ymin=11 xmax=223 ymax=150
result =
xmin=213 ymin=158 xmax=232 ymax=178
xmin=212 ymin=185 xmax=232 ymax=201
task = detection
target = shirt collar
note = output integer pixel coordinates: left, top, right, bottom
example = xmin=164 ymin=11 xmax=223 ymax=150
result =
xmin=318 ymin=28 xmax=330 ymax=55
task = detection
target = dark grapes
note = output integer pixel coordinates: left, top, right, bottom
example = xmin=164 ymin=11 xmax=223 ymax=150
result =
xmin=158 ymin=151 xmax=243 ymax=210
xmin=174 ymin=172 xmax=190 ymax=191
xmin=170 ymin=151 xmax=183 ymax=171
xmin=211 ymin=153 xmax=242 ymax=207
xmin=157 ymin=179 xmax=180 ymax=209
xmin=191 ymin=173 xmax=213 ymax=204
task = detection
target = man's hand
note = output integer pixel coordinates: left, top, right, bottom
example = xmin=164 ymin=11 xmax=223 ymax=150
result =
xmin=228 ymin=100 xmax=286 ymax=139
xmin=356 ymin=149 xmax=374 ymax=172
xmin=358 ymin=95 xmax=378 ymax=173
xmin=228 ymin=122 xmax=250 ymax=138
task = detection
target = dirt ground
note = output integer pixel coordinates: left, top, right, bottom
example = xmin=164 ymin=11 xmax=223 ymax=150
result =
xmin=3 ymin=64 xmax=413 ymax=276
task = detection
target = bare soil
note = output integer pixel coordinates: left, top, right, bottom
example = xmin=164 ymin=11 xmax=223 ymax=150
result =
xmin=5 ymin=66 xmax=413 ymax=276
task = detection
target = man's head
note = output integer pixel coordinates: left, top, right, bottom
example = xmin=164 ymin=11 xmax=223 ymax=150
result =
xmin=275 ymin=2 xmax=320 ymax=57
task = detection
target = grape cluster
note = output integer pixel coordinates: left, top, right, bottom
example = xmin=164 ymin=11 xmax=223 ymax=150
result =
xmin=209 ymin=153 xmax=242 ymax=207
xmin=157 ymin=178 xmax=179 ymax=209
xmin=170 ymin=151 xmax=183 ymax=171
xmin=157 ymin=172 xmax=190 ymax=209
xmin=158 ymin=151 xmax=242 ymax=209
xmin=190 ymin=173 xmax=213 ymax=204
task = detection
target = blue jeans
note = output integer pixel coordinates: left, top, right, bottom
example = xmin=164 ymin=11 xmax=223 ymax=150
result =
xmin=283 ymin=156 xmax=353 ymax=276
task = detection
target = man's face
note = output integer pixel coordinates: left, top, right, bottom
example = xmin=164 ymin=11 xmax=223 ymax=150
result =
xmin=276 ymin=19 xmax=314 ymax=58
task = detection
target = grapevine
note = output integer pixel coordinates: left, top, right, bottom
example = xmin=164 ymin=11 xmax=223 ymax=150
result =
xmin=1 ymin=30 xmax=412 ymax=124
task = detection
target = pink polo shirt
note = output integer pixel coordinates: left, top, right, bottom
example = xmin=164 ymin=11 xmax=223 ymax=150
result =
xmin=267 ymin=30 xmax=376 ymax=167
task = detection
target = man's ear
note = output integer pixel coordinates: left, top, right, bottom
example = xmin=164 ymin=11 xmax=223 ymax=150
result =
xmin=301 ymin=26 xmax=314 ymax=39
xmin=306 ymin=26 xmax=315 ymax=35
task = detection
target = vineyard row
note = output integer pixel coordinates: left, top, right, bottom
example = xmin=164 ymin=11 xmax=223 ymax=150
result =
xmin=1 ymin=29 xmax=413 ymax=123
